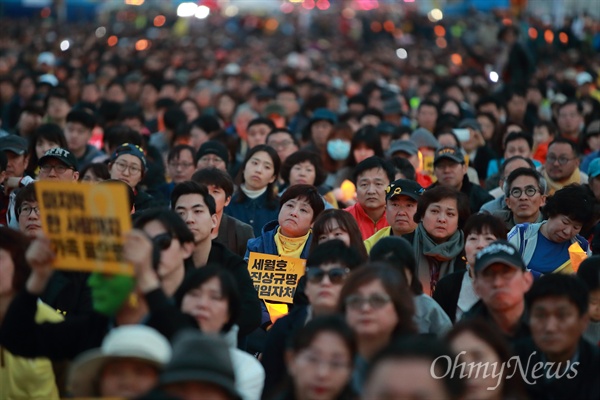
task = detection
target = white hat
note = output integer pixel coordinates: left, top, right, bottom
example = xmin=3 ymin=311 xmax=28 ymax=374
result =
xmin=577 ymin=71 xmax=593 ymax=86
xmin=68 ymin=325 xmax=172 ymax=396
xmin=37 ymin=52 xmax=56 ymax=67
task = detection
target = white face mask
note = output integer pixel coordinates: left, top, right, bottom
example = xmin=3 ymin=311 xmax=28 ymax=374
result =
xmin=327 ymin=139 xmax=351 ymax=161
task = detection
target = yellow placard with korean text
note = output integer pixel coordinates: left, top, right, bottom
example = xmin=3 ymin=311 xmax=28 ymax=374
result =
xmin=34 ymin=181 xmax=133 ymax=275
xmin=247 ymin=252 xmax=306 ymax=303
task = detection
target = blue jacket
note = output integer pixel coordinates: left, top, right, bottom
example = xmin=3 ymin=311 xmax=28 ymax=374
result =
xmin=244 ymin=220 xmax=312 ymax=261
xmin=225 ymin=192 xmax=279 ymax=237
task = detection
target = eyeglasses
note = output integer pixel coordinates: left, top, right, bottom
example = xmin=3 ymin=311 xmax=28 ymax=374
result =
xmin=345 ymin=293 xmax=391 ymax=310
xmin=40 ymin=164 xmax=73 ymax=174
xmin=305 ymin=267 xmax=350 ymax=284
xmin=509 ymin=186 xmax=540 ymax=198
xmin=168 ymin=162 xmax=194 ymax=170
xmin=546 ymin=155 xmax=576 ymax=165
xmin=297 ymin=352 xmax=351 ymax=371
xmin=198 ymin=156 xmax=225 ymax=165
xmin=114 ymin=160 xmax=142 ymax=175
xmin=268 ymin=140 xmax=293 ymax=150
xmin=18 ymin=205 xmax=40 ymax=216
xmin=152 ymin=233 xmax=173 ymax=250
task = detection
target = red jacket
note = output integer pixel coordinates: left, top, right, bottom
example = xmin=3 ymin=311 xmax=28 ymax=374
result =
xmin=344 ymin=203 xmax=389 ymax=240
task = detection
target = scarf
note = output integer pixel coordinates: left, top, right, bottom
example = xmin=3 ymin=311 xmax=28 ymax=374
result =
xmin=542 ymin=168 xmax=581 ymax=196
xmin=274 ymin=227 xmax=310 ymax=258
xmin=413 ymin=224 xmax=464 ymax=296
xmin=240 ymin=184 xmax=267 ymax=199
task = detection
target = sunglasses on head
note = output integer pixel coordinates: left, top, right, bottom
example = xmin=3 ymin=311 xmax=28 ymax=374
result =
xmin=305 ymin=267 xmax=350 ymax=284
xmin=152 ymin=233 xmax=173 ymax=250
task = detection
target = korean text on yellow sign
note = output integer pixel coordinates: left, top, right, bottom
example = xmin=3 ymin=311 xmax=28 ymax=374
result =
xmin=34 ymin=181 xmax=133 ymax=275
xmin=247 ymin=252 xmax=306 ymax=303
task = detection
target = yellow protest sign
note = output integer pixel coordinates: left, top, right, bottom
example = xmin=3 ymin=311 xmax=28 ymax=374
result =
xmin=34 ymin=181 xmax=133 ymax=275
xmin=247 ymin=252 xmax=306 ymax=303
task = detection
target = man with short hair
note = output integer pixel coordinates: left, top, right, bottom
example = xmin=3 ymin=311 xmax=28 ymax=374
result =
xmin=465 ymin=240 xmax=533 ymax=344
xmin=430 ymin=146 xmax=493 ymax=213
xmin=191 ymin=167 xmax=254 ymax=257
xmin=344 ymin=157 xmax=395 ymax=240
xmin=517 ymin=274 xmax=600 ymax=400
xmin=37 ymin=147 xmax=80 ymax=182
xmin=266 ymin=128 xmax=299 ymax=164
xmin=159 ymin=144 xmax=196 ymax=201
xmin=557 ymin=99 xmax=584 ymax=142
xmin=481 ymin=155 xmax=536 ymax=213
xmin=246 ymin=117 xmax=275 ymax=150
xmin=0 ymin=135 xmax=34 ymax=227
xmin=486 ymin=131 xmax=541 ymax=179
xmin=493 ymin=168 xmax=547 ymax=230
xmin=415 ymin=100 xmax=438 ymax=133
xmin=364 ymin=179 xmax=423 ymax=253
xmin=171 ymin=181 xmax=261 ymax=337
xmin=542 ymin=138 xmax=587 ymax=195
xmin=64 ymin=110 xmax=101 ymax=171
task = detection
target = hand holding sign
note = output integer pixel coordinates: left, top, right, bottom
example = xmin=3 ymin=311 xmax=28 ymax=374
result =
xmin=123 ymin=230 xmax=160 ymax=293
xmin=25 ymin=233 xmax=56 ymax=295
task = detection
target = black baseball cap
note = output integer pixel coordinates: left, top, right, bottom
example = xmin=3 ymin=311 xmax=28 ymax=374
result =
xmin=0 ymin=135 xmax=28 ymax=155
xmin=196 ymin=141 xmax=229 ymax=167
xmin=39 ymin=147 xmax=78 ymax=169
xmin=385 ymin=179 xmax=424 ymax=202
xmin=474 ymin=240 xmax=526 ymax=273
xmin=434 ymin=146 xmax=465 ymax=165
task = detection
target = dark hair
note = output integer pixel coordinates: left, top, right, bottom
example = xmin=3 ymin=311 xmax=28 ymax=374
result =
xmin=66 ymin=109 xmax=96 ymax=130
xmin=339 ymin=264 xmax=417 ymax=336
xmin=171 ymin=181 xmax=217 ymax=216
xmin=247 ymin=117 xmax=275 ymax=131
xmin=576 ymin=256 xmax=600 ymax=292
xmin=558 ymin=99 xmax=583 ymax=115
xmin=352 ymin=156 xmax=395 ymax=185
xmin=79 ymin=162 xmax=110 ymax=182
xmin=276 ymin=86 xmax=298 ymax=98
xmin=414 ymin=186 xmax=471 ymax=230
xmin=475 ymin=95 xmax=502 ymax=112
xmin=280 ymin=150 xmax=326 ymax=187
xmin=463 ymin=213 xmax=507 ymax=240
xmin=288 ymin=314 xmax=356 ymax=355
xmin=167 ymin=144 xmax=195 ymax=163
xmin=189 ymin=115 xmax=221 ymax=136
xmin=446 ymin=320 xmax=526 ymax=399
xmin=306 ymin=239 xmax=362 ymax=271
xmin=0 ymin=227 xmax=32 ymax=292
xmin=117 ymin=105 xmax=145 ymax=125
xmin=548 ymin=137 xmax=579 ymax=156
xmin=279 ymin=184 xmax=325 ymax=223
xmin=534 ymin=120 xmax=558 ymax=137
xmin=349 ymin=126 xmax=384 ymax=167
xmin=175 ymin=264 xmax=240 ymax=333
xmin=235 ymin=144 xmax=281 ymax=208
xmin=370 ymin=237 xmax=423 ymax=295
xmin=542 ymin=184 xmax=594 ymax=225
xmin=14 ymin=183 xmax=38 ymax=221
xmin=102 ymin=125 xmax=143 ymax=151
xmin=26 ymin=123 xmax=68 ymax=173
xmin=359 ymin=108 xmax=384 ymax=122
xmin=417 ymin=99 xmax=439 ymax=113
xmin=310 ymin=209 xmax=368 ymax=261
xmin=504 ymin=132 xmax=533 ymax=150
xmin=389 ymin=157 xmax=416 ymax=181
xmin=266 ymin=128 xmax=298 ymax=148
xmin=133 ymin=208 xmax=195 ymax=245
xmin=365 ymin=336 xmax=465 ymax=400
xmin=192 ymin=168 xmax=234 ymax=199
xmin=525 ymin=273 xmax=589 ymax=316
xmin=0 ymin=151 xmax=6 ymax=171
xmin=499 ymin=156 xmax=536 ymax=176
xmin=504 ymin=168 xmax=548 ymax=197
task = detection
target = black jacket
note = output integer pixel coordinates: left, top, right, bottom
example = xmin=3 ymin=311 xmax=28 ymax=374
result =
xmin=515 ymin=337 xmax=600 ymax=400
xmin=432 ymin=270 xmax=466 ymax=324
xmin=462 ymin=300 xmax=530 ymax=348
xmin=204 ymin=241 xmax=262 ymax=337
xmin=261 ymin=305 xmax=309 ymax=400
xmin=216 ymin=213 xmax=255 ymax=258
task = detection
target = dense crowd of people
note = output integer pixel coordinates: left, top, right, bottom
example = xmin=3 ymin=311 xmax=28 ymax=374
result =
xmin=1 ymin=5 xmax=600 ymax=400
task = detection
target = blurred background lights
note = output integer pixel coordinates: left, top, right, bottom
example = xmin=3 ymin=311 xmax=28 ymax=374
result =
xmin=489 ymin=71 xmax=499 ymax=82
xmin=177 ymin=2 xmax=197 ymax=17
xmin=224 ymin=5 xmax=239 ymax=17
xmin=60 ymin=40 xmax=70 ymax=51
xmin=195 ymin=5 xmax=210 ymax=19
xmin=396 ymin=48 xmax=408 ymax=59
xmin=428 ymin=8 xmax=443 ymax=22
xmin=154 ymin=15 xmax=166 ymax=27
xmin=95 ymin=27 xmax=106 ymax=38
xmin=135 ymin=39 xmax=149 ymax=51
